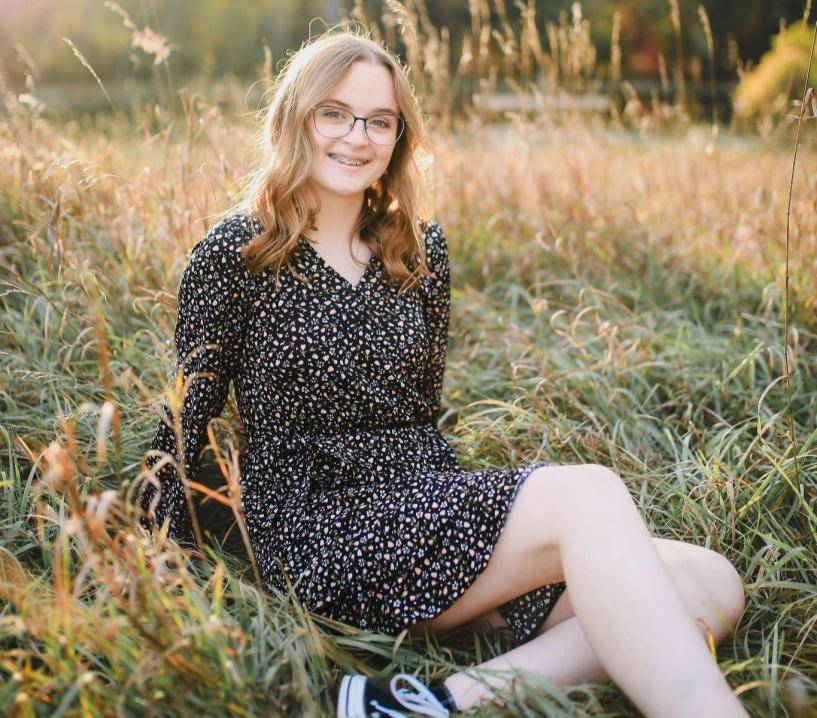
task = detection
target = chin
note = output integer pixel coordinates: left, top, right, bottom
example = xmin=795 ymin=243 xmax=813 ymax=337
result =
xmin=314 ymin=177 xmax=373 ymax=197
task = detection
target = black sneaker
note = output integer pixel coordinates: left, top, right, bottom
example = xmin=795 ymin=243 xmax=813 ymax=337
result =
xmin=336 ymin=672 xmax=451 ymax=717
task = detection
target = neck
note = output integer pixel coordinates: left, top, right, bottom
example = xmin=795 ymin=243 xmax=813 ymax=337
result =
xmin=307 ymin=186 xmax=365 ymax=249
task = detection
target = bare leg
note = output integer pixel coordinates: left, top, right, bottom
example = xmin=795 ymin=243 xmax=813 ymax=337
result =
xmin=446 ymin=540 xmax=746 ymax=711
xmin=409 ymin=465 xmax=748 ymax=718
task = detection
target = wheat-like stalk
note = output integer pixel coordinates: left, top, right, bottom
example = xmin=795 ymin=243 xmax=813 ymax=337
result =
xmin=781 ymin=18 xmax=817 ymax=508
xmin=61 ymin=37 xmax=124 ymax=121
xmin=698 ymin=5 xmax=717 ymax=125
xmin=668 ymin=0 xmax=687 ymax=107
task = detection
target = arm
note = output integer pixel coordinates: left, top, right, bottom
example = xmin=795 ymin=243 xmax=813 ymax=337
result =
xmin=139 ymin=218 xmax=252 ymax=545
xmin=418 ymin=221 xmax=451 ymax=423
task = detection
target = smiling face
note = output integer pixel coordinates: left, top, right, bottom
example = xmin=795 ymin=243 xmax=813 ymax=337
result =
xmin=306 ymin=60 xmax=401 ymax=203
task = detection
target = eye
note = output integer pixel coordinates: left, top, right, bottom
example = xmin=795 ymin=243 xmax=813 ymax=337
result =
xmin=369 ymin=116 xmax=393 ymax=129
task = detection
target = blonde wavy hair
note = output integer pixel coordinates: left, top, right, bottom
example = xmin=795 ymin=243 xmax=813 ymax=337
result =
xmin=219 ymin=26 xmax=435 ymax=295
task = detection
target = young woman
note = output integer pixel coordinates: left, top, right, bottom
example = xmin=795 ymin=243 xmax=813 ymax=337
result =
xmin=139 ymin=28 xmax=750 ymax=718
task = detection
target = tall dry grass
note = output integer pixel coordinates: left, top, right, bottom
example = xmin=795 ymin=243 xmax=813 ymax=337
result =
xmin=1 ymin=1 xmax=816 ymax=716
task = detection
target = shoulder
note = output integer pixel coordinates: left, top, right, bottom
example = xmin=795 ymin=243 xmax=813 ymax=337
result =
xmin=421 ymin=219 xmax=448 ymax=273
xmin=418 ymin=219 xmax=450 ymax=293
xmin=421 ymin=218 xmax=447 ymax=247
xmin=190 ymin=212 xmax=259 ymax=264
xmin=420 ymin=219 xmax=449 ymax=267
xmin=185 ymin=213 xmax=259 ymax=282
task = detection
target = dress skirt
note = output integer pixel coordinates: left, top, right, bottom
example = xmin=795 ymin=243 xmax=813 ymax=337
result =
xmin=140 ymin=213 xmax=567 ymax=646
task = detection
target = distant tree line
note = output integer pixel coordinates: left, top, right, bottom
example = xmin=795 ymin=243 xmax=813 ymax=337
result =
xmin=0 ymin=0 xmax=810 ymax=86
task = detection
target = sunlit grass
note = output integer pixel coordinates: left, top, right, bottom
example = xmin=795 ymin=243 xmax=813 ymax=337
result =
xmin=1 ymin=2 xmax=816 ymax=717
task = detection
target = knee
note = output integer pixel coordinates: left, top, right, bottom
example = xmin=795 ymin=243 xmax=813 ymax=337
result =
xmin=528 ymin=463 xmax=631 ymax=515
xmin=537 ymin=462 xmax=630 ymax=493
xmin=579 ymin=463 xmax=631 ymax=498
xmin=689 ymin=547 xmax=746 ymax=628
xmin=714 ymin=551 xmax=746 ymax=625
xmin=584 ymin=462 xmax=625 ymax=482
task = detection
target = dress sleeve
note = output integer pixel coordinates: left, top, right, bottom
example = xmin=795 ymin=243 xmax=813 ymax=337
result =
xmin=418 ymin=221 xmax=451 ymax=423
xmin=139 ymin=220 xmax=252 ymax=545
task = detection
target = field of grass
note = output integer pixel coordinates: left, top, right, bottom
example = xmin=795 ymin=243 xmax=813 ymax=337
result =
xmin=2 ymin=7 xmax=817 ymax=717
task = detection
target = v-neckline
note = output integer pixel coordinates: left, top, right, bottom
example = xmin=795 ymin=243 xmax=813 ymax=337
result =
xmin=300 ymin=237 xmax=377 ymax=292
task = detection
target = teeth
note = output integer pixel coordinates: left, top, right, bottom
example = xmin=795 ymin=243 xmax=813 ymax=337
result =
xmin=330 ymin=153 xmax=368 ymax=166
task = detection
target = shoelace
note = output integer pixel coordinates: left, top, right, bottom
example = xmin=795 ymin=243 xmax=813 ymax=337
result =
xmin=369 ymin=699 xmax=409 ymax=718
xmin=389 ymin=673 xmax=450 ymax=717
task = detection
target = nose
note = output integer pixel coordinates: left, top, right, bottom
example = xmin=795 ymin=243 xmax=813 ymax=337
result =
xmin=346 ymin=117 xmax=370 ymax=145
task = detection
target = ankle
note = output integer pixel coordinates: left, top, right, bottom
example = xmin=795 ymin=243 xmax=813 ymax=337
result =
xmin=431 ymin=680 xmax=461 ymax=713
xmin=443 ymin=675 xmax=473 ymax=712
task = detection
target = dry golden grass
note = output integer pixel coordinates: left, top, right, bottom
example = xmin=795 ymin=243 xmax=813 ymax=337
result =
xmin=1 ymin=3 xmax=816 ymax=716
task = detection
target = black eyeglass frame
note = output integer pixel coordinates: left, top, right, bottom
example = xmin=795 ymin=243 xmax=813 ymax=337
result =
xmin=311 ymin=104 xmax=406 ymax=146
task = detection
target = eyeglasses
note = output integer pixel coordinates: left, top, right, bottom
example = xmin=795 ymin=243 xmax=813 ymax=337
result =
xmin=312 ymin=104 xmax=406 ymax=146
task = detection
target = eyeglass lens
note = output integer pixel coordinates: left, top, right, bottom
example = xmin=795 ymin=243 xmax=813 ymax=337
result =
xmin=314 ymin=106 xmax=404 ymax=145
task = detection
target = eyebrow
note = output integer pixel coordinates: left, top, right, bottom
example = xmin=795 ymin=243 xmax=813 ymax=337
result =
xmin=323 ymin=98 xmax=399 ymax=116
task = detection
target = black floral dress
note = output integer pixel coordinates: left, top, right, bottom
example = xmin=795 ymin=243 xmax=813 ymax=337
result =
xmin=140 ymin=212 xmax=566 ymax=645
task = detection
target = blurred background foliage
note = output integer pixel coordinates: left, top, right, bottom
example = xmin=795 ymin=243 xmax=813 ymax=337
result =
xmin=733 ymin=19 xmax=817 ymax=116
xmin=2 ymin=2 xmax=817 ymax=716
xmin=0 ymin=0 xmax=815 ymax=122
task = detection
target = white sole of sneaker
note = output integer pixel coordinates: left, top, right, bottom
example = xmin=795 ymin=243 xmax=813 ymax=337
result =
xmin=336 ymin=674 xmax=365 ymax=718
